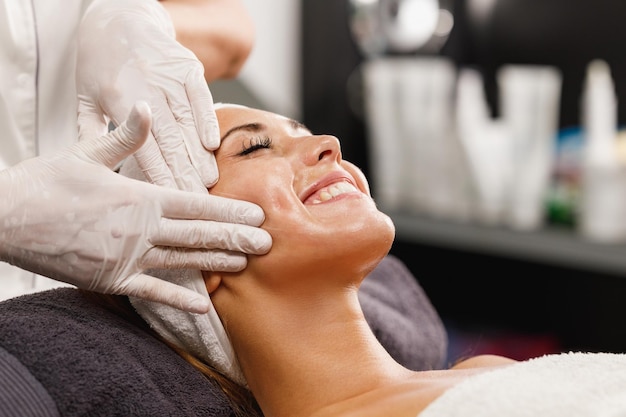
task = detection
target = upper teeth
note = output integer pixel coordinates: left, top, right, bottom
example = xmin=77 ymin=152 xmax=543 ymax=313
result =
xmin=310 ymin=181 xmax=358 ymax=204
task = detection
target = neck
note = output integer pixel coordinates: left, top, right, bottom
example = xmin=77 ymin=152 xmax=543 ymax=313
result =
xmin=215 ymin=270 xmax=412 ymax=417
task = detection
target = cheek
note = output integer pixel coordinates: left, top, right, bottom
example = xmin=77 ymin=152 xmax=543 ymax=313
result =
xmin=341 ymin=161 xmax=371 ymax=196
xmin=209 ymin=163 xmax=261 ymax=202
xmin=210 ymin=162 xmax=297 ymax=213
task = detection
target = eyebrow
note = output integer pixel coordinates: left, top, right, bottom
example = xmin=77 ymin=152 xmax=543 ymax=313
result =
xmin=289 ymin=119 xmax=309 ymax=132
xmin=221 ymin=123 xmax=264 ymax=142
xmin=220 ymin=119 xmax=312 ymax=142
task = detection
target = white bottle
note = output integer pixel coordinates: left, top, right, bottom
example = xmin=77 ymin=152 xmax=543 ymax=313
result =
xmin=456 ymin=68 xmax=514 ymax=225
xmin=498 ymin=64 xmax=562 ymax=231
xmin=579 ymin=59 xmax=626 ymax=243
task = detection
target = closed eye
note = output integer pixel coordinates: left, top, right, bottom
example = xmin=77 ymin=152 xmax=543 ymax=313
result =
xmin=239 ymin=136 xmax=273 ymax=156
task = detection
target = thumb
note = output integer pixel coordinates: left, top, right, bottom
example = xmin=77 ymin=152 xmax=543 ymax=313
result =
xmin=77 ymin=101 xmax=153 ymax=169
xmin=77 ymin=99 xmax=109 ymax=142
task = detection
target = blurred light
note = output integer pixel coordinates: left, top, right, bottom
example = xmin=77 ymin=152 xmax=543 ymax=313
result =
xmin=384 ymin=0 xmax=440 ymax=53
xmin=467 ymin=0 xmax=497 ymax=25
xmin=348 ymin=0 xmax=441 ymax=57
xmin=434 ymin=8 xmax=454 ymax=37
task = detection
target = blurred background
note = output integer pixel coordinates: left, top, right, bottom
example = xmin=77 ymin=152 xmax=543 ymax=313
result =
xmin=213 ymin=0 xmax=626 ymax=364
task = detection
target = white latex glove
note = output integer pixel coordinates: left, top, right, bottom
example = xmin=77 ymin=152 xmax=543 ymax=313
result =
xmin=75 ymin=0 xmax=273 ymax=269
xmin=76 ymin=0 xmax=218 ymax=192
xmin=0 ymin=103 xmax=271 ymax=313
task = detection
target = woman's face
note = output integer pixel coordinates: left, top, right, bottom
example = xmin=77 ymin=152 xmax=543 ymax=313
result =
xmin=209 ymin=105 xmax=395 ymax=281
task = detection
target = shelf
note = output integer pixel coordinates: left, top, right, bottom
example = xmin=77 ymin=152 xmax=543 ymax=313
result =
xmin=387 ymin=210 xmax=626 ymax=277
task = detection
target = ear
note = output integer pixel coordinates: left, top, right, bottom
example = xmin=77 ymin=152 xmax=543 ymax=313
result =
xmin=201 ymin=271 xmax=223 ymax=294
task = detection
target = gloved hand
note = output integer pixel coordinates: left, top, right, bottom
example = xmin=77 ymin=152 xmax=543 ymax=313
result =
xmin=0 ymin=103 xmax=272 ymax=313
xmin=76 ymin=0 xmax=218 ymax=192
xmin=75 ymin=0 xmax=273 ymax=274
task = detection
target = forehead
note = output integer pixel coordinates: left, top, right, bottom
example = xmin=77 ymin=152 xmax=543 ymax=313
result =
xmin=216 ymin=106 xmax=310 ymax=137
xmin=217 ymin=107 xmax=285 ymax=132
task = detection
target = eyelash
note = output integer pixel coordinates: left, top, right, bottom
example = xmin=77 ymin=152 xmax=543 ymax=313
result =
xmin=239 ymin=136 xmax=273 ymax=156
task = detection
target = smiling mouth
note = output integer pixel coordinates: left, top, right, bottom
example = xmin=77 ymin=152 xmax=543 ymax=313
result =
xmin=303 ymin=180 xmax=360 ymax=205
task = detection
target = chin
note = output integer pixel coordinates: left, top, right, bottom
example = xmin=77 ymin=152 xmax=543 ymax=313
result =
xmin=362 ymin=212 xmax=396 ymax=270
xmin=249 ymin=209 xmax=394 ymax=282
xmin=327 ymin=208 xmax=396 ymax=277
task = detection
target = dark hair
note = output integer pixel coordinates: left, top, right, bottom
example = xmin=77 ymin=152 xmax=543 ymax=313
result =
xmin=79 ymin=290 xmax=262 ymax=417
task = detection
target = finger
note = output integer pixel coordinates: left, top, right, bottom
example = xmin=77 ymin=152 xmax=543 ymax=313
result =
xmin=142 ymin=248 xmax=248 ymax=272
xmin=155 ymin=219 xmax=272 ymax=254
xmin=132 ymin=132 xmax=179 ymax=188
xmin=156 ymin=189 xmax=266 ymax=226
xmin=128 ymin=96 xmax=179 ymax=188
xmin=151 ymin=93 xmax=206 ymax=193
xmin=118 ymin=272 xmax=211 ymax=313
xmin=77 ymin=98 xmax=109 ymax=142
xmin=168 ymin=86 xmax=219 ymax=189
xmin=176 ymin=66 xmax=220 ymax=187
xmin=187 ymin=66 xmax=220 ymax=151
xmin=76 ymin=101 xmax=152 ymax=169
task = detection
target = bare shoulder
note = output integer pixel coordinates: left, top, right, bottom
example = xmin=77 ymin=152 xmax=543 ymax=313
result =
xmin=449 ymin=354 xmax=518 ymax=370
xmin=310 ymin=363 xmax=515 ymax=417
xmin=309 ymin=379 xmax=440 ymax=417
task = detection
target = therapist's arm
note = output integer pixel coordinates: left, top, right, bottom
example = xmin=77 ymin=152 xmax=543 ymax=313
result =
xmin=159 ymin=0 xmax=255 ymax=81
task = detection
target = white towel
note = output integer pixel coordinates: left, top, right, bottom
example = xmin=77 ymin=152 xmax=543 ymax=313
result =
xmin=419 ymin=351 xmax=626 ymax=417
xmin=119 ymin=156 xmax=246 ymax=386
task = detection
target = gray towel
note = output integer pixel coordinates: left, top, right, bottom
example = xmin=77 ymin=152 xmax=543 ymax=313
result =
xmin=0 ymin=289 xmax=235 ymax=417
xmin=359 ymin=255 xmax=448 ymax=371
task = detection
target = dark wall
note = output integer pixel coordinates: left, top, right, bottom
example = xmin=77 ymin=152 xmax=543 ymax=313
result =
xmin=301 ymin=0 xmax=369 ymax=177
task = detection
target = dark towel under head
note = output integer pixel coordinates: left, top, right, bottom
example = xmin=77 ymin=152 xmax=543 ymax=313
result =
xmin=0 ymin=289 xmax=235 ymax=417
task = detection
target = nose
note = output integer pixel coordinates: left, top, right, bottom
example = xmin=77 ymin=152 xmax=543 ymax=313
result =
xmin=302 ymin=135 xmax=342 ymax=166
